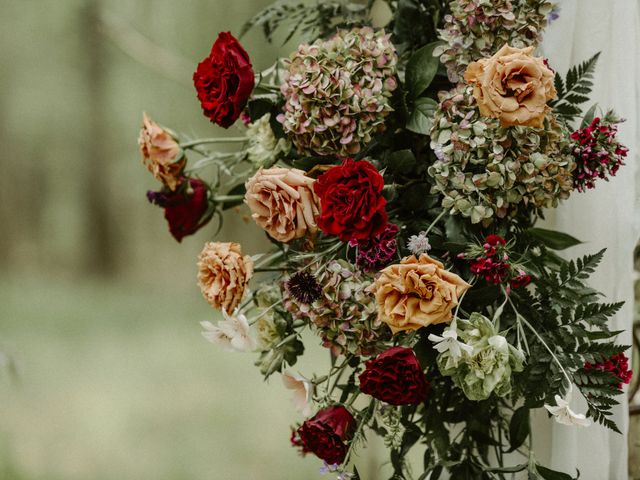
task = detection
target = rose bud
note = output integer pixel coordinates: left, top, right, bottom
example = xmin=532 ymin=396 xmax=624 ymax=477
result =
xmin=147 ymin=177 xmax=211 ymax=242
xmin=193 ymin=32 xmax=255 ymax=128
xmin=296 ymin=405 xmax=356 ymax=465
xmin=358 ymin=346 xmax=429 ymax=405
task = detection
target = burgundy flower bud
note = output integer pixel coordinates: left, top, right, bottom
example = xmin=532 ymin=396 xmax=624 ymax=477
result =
xmin=358 ymin=346 xmax=429 ymax=406
xmin=148 ymin=178 xmax=211 ymax=242
xmin=296 ymin=405 xmax=356 ymax=465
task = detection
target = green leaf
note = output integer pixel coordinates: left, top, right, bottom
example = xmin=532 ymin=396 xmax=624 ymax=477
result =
xmin=388 ymin=149 xmax=417 ymax=174
xmin=527 ymin=228 xmax=582 ymax=250
xmin=247 ymin=98 xmax=274 ymax=122
xmin=580 ymin=104 xmax=598 ymax=128
xmin=405 ymin=42 xmax=440 ymax=99
xmin=406 ymin=97 xmax=438 ymax=135
xmin=508 ymin=407 xmax=530 ymax=452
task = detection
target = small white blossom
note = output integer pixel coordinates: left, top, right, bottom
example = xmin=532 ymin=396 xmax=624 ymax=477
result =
xmin=200 ymin=309 xmax=257 ymax=352
xmin=282 ymin=371 xmax=314 ymax=417
xmin=544 ymin=389 xmax=591 ymax=427
xmin=428 ymin=326 xmax=473 ymax=369
xmin=407 ymin=232 xmax=431 ymax=255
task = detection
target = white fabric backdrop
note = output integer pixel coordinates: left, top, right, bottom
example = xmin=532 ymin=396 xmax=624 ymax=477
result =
xmin=534 ymin=1 xmax=640 ymax=478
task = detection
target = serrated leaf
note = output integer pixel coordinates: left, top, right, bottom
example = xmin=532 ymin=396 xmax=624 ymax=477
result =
xmin=406 ymin=97 xmax=438 ymax=134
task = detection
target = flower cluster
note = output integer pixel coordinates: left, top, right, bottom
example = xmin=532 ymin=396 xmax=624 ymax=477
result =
xmin=435 ymin=313 xmax=524 ymax=401
xmin=137 ymin=5 xmax=631 ymax=478
xmin=584 ymin=352 xmax=633 ymax=390
xmin=278 ymin=27 xmax=397 ymax=156
xmin=436 ymin=0 xmax=556 ymax=82
xmin=284 ymin=260 xmax=390 ymax=356
xmin=463 ymin=234 xmax=532 ymax=288
xmin=429 ymin=84 xmax=575 ymax=224
xmin=570 ymin=114 xmax=628 ymax=191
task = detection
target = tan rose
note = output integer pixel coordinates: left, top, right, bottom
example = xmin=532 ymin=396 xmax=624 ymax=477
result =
xmin=197 ymin=242 xmax=253 ymax=312
xmin=244 ymin=167 xmax=320 ymax=242
xmin=369 ymin=254 xmax=471 ymax=334
xmin=464 ymin=44 xmax=556 ymax=129
xmin=138 ymin=112 xmax=185 ymax=190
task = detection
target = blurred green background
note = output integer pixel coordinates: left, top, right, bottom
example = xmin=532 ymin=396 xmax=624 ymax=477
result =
xmin=0 ymin=1 xmax=360 ymax=479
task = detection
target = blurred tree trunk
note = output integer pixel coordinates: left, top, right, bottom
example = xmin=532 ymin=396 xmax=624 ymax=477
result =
xmin=80 ymin=0 xmax=116 ymax=276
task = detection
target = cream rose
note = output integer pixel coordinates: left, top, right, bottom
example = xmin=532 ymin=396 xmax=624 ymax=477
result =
xmin=197 ymin=242 xmax=253 ymax=312
xmin=464 ymin=44 xmax=556 ymax=129
xmin=244 ymin=167 xmax=320 ymax=242
xmin=369 ymin=254 xmax=471 ymax=334
xmin=138 ymin=112 xmax=184 ymax=190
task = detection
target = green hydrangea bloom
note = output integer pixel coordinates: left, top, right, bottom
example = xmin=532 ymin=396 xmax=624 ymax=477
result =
xmin=437 ymin=313 xmax=524 ymax=401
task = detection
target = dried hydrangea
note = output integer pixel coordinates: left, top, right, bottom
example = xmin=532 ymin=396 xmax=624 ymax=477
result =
xmin=428 ymin=85 xmax=575 ymax=224
xmin=278 ymin=27 xmax=398 ymax=156
xmin=246 ymin=113 xmax=291 ymax=168
xmin=283 ymin=260 xmax=390 ymax=356
xmin=436 ymin=0 xmax=556 ymax=82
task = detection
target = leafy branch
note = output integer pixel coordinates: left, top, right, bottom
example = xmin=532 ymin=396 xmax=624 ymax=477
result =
xmin=550 ymin=52 xmax=600 ymax=124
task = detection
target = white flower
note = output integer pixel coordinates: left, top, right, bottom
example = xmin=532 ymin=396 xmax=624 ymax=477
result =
xmin=246 ymin=114 xmax=291 ymax=168
xmin=200 ymin=309 xmax=257 ymax=352
xmin=544 ymin=389 xmax=591 ymax=427
xmin=428 ymin=326 xmax=473 ymax=369
xmin=282 ymin=371 xmax=314 ymax=417
xmin=407 ymin=232 xmax=431 ymax=255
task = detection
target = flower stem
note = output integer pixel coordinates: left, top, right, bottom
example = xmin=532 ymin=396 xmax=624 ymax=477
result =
xmin=424 ymin=210 xmax=447 ymax=236
xmin=180 ymin=137 xmax=248 ymax=148
xmin=211 ymin=194 xmax=245 ymax=203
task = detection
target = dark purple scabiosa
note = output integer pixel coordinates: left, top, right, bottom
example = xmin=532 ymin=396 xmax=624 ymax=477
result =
xmin=570 ymin=114 xmax=628 ymax=192
xmin=285 ymin=271 xmax=323 ymax=304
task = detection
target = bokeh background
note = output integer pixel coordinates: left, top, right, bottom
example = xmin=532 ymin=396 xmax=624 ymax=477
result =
xmin=1 ymin=1 xmax=638 ymax=479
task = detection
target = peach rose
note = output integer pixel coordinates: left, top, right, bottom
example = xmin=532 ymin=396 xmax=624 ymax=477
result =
xmin=369 ymin=254 xmax=471 ymax=334
xmin=138 ymin=112 xmax=185 ymax=190
xmin=197 ymin=242 xmax=253 ymax=312
xmin=464 ymin=44 xmax=556 ymax=129
xmin=244 ymin=167 xmax=320 ymax=242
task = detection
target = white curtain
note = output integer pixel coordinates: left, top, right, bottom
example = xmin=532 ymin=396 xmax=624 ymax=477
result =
xmin=534 ymin=1 xmax=640 ymax=478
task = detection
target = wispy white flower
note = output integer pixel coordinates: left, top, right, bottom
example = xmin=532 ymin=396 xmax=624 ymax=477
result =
xmin=282 ymin=371 xmax=314 ymax=416
xmin=428 ymin=326 xmax=473 ymax=369
xmin=407 ymin=232 xmax=431 ymax=255
xmin=200 ymin=309 xmax=257 ymax=352
xmin=246 ymin=114 xmax=291 ymax=168
xmin=544 ymin=389 xmax=591 ymax=427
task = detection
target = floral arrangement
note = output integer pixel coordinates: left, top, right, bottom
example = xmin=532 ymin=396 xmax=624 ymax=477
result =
xmin=137 ymin=1 xmax=632 ymax=478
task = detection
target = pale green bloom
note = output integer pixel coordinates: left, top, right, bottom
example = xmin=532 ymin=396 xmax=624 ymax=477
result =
xmin=437 ymin=312 xmax=524 ymax=401
xmin=246 ymin=114 xmax=290 ymax=168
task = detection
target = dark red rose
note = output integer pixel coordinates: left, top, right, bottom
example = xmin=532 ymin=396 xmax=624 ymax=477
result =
xmin=193 ymin=32 xmax=255 ymax=128
xmin=585 ymin=352 xmax=633 ymax=389
xmin=314 ymin=159 xmax=387 ymax=242
xmin=147 ymin=178 xmax=211 ymax=242
xmin=296 ymin=405 xmax=356 ymax=465
xmin=510 ymin=272 xmax=532 ymax=289
xmin=358 ymin=346 xmax=429 ymax=406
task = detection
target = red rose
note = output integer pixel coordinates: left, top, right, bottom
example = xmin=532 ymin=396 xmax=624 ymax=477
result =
xmin=358 ymin=346 xmax=429 ymax=406
xmin=147 ymin=178 xmax=211 ymax=242
xmin=314 ymin=159 xmax=387 ymax=242
xmin=296 ymin=405 xmax=356 ymax=465
xmin=193 ymin=32 xmax=255 ymax=128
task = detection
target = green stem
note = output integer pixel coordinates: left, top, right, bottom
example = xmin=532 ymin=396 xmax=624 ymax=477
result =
xmin=211 ymin=194 xmax=245 ymax=203
xmin=424 ymin=210 xmax=447 ymax=236
xmin=180 ymin=137 xmax=248 ymax=148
